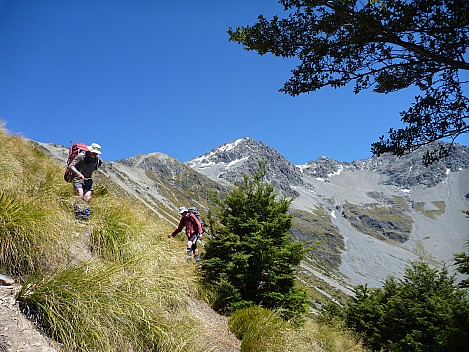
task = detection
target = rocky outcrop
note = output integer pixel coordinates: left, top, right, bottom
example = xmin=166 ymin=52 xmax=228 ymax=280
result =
xmin=351 ymin=143 xmax=469 ymax=188
xmin=299 ymin=156 xmax=350 ymax=179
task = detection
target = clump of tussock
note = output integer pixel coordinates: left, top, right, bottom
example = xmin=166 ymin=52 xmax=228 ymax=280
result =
xmin=229 ymin=306 xmax=368 ymax=352
xmin=0 ymin=127 xmax=66 ymax=198
xmin=87 ymin=197 xmax=147 ymax=261
xmin=0 ymin=190 xmax=48 ymax=275
xmin=0 ymin=126 xmax=77 ymax=277
xmin=17 ymin=247 xmax=201 ymax=351
xmin=0 ymin=190 xmax=75 ymax=276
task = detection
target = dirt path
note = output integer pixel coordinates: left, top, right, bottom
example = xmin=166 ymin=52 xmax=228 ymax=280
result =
xmin=189 ymin=299 xmax=241 ymax=352
xmin=0 ymin=284 xmax=58 ymax=352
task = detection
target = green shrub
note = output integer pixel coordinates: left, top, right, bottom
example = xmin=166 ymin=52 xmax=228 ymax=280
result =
xmin=345 ymin=261 xmax=469 ymax=351
xmin=202 ymin=166 xmax=308 ymax=318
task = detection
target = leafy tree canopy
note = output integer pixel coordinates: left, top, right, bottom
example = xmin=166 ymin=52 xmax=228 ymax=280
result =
xmin=202 ymin=164 xmax=308 ymax=319
xmin=228 ymin=0 xmax=469 ymax=165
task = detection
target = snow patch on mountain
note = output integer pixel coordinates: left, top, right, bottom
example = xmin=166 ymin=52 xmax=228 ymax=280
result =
xmin=218 ymin=138 xmax=245 ymax=152
xmin=226 ymin=156 xmax=249 ymax=168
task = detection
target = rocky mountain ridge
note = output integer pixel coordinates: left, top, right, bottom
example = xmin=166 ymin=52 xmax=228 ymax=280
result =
xmin=187 ymin=138 xmax=304 ymax=197
xmin=188 ymin=137 xmax=469 ymax=189
xmin=187 ymin=138 xmax=469 ymax=288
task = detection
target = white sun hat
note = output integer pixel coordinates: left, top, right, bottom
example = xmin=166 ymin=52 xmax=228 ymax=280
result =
xmin=87 ymin=143 xmax=102 ymax=154
xmin=178 ymin=207 xmax=188 ymax=214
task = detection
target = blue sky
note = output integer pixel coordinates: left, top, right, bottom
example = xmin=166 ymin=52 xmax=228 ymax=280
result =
xmin=1 ymin=1 xmax=468 ymax=164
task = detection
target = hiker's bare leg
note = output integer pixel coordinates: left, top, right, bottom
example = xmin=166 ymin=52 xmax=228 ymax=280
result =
xmin=83 ymin=190 xmax=92 ymax=204
xmin=75 ymin=187 xmax=84 ymax=200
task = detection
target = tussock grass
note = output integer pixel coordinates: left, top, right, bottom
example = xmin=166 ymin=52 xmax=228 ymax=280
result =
xmin=0 ymin=126 xmax=75 ymax=277
xmin=0 ymin=190 xmax=47 ymax=275
xmin=87 ymin=197 xmax=148 ymax=261
xmin=0 ymin=190 xmax=72 ymax=276
xmin=229 ymin=306 xmax=368 ymax=352
xmin=17 ymin=249 xmax=200 ymax=351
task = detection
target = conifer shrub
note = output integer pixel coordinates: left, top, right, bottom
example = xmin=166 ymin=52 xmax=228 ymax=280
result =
xmin=202 ymin=165 xmax=308 ymax=319
xmin=345 ymin=261 xmax=469 ymax=351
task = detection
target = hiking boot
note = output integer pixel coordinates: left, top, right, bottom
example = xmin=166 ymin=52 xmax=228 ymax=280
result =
xmin=195 ymin=255 xmax=201 ymax=263
xmin=83 ymin=208 xmax=91 ymax=216
xmin=75 ymin=213 xmax=89 ymax=221
xmin=187 ymin=256 xmax=193 ymax=263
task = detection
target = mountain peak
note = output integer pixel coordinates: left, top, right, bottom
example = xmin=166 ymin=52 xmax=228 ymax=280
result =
xmin=186 ymin=137 xmax=304 ymax=197
xmin=189 ymin=137 xmax=265 ymax=166
xmin=121 ymin=152 xmax=175 ymax=167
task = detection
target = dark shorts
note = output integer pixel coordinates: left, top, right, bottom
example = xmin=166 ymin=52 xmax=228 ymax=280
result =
xmin=74 ymin=178 xmax=93 ymax=192
xmin=188 ymin=233 xmax=199 ymax=249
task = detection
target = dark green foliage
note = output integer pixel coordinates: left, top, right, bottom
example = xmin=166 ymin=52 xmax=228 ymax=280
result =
xmin=345 ymin=261 xmax=469 ymax=351
xmin=453 ymin=210 xmax=469 ymax=288
xmin=454 ymin=245 xmax=469 ymax=289
xmin=202 ymin=166 xmax=308 ymax=319
xmin=228 ymin=0 xmax=469 ymax=164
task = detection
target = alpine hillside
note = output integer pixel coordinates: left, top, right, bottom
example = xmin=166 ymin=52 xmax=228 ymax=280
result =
xmin=37 ymin=138 xmax=469 ymax=297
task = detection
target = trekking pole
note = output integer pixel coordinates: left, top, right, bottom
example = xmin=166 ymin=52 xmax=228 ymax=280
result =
xmin=203 ymin=229 xmax=213 ymax=239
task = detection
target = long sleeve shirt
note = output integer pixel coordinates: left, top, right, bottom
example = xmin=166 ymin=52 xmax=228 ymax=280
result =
xmin=70 ymin=152 xmax=102 ymax=178
xmin=170 ymin=213 xmax=202 ymax=238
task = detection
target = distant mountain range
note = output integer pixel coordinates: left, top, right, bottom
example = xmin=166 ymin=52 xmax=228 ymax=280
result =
xmin=36 ymin=138 xmax=469 ymax=295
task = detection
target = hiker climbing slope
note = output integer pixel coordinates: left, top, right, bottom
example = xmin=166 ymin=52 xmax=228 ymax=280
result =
xmin=69 ymin=142 xmax=102 ymax=218
xmin=168 ymin=207 xmax=203 ymax=262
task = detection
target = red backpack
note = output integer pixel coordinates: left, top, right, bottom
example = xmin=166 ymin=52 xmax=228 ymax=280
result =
xmin=63 ymin=142 xmax=89 ymax=182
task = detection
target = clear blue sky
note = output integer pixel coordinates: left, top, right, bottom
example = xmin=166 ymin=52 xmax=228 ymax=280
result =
xmin=1 ymin=1 xmax=468 ymax=164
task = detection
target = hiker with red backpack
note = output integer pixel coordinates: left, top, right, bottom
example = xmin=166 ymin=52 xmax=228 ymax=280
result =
xmin=67 ymin=143 xmax=102 ymax=219
xmin=168 ymin=207 xmax=203 ymax=262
